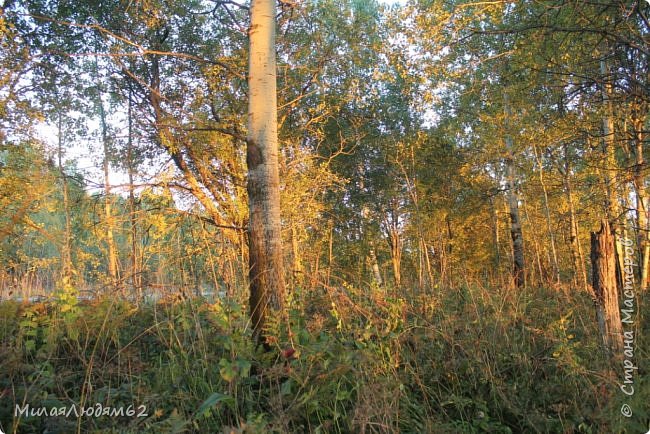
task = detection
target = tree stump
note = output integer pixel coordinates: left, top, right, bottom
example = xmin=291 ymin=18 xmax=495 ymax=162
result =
xmin=590 ymin=219 xmax=623 ymax=358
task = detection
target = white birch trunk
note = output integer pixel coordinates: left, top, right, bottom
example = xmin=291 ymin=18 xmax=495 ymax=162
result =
xmin=247 ymin=0 xmax=286 ymax=341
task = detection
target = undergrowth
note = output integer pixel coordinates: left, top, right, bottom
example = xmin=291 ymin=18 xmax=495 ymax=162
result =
xmin=0 ymin=284 xmax=647 ymax=433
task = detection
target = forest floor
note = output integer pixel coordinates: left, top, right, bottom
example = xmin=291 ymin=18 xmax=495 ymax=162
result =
xmin=0 ymin=284 xmax=648 ymax=433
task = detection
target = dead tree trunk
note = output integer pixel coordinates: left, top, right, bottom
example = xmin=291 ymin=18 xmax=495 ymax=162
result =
xmin=590 ymin=219 xmax=623 ymax=358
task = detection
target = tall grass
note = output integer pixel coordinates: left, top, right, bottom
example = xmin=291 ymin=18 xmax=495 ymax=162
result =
xmin=0 ymin=283 xmax=647 ymax=433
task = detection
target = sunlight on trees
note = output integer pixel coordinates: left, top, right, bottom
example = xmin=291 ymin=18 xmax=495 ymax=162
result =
xmin=0 ymin=0 xmax=648 ymax=432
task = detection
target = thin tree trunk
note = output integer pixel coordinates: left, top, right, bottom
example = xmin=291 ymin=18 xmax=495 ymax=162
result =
xmin=247 ymin=0 xmax=285 ymax=342
xmin=312 ymin=254 xmax=320 ymax=290
xmin=522 ymin=200 xmax=543 ymax=286
xmin=490 ymin=195 xmax=501 ymax=278
xmin=438 ymin=232 xmax=447 ymax=286
xmin=423 ymin=238 xmax=433 ymax=290
xmin=533 ymin=144 xmax=560 ymax=284
xmin=504 ymin=93 xmax=525 ymax=287
xmin=561 ymin=144 xmax=585 ymax=289
xmin=590 ymin=219 xmax=623 ymax=358
xmin=387 ymin=213 xmax=402 ymax=288
xmin=126 ymin=84 xmax=141 ymax=299
xmin=397 ymin=153 xmax=427 ymax=291
xmin=389 ymin=229 xmax=402 ymax=288
xmin=57 ymin=114 xmax=73 ymax=282
xmin=326 ymin=222 xmax=333 ymax=288
xmin=368 ymin=241 xmax=383 ymax=287
xmin=291 ymin=223 xmax=303 ymax=285
xmin=563 ymin=167 xmax=587 ymax=290
xmin=97 ymin=90 xmax=120 ymax=293
xmin=632 ymin=113 xmax=649 ymax=290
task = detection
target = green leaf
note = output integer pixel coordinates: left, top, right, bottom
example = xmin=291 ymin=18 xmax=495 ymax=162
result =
xmin=280 ymin=379 xmax=294 ymax=396
xmin=195 ymin=392 xmax=235 ymax=418
xmin=219 ymin=359 xmax=236 ymax=382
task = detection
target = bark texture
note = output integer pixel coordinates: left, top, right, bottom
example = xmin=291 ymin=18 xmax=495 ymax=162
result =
xmin=590 ymin=220 xmax=623 ymax=357
xmin=504 ymin=93 xmax=525 ymax=287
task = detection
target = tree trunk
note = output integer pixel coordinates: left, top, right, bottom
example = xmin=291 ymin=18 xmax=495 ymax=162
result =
xmin=98 ymin=89 xmax=120 ymax=293
xmin=601 ymin=61 xmax=619 ymax=225
xmin=57 ymin=114 xmax=73 ymax=282
xmin=490 ymin=196 xmax=501 ymax=274
xmin=291 ymin=223 xmax=303 ymax=285
xmin=389 ymin=231 xmax=401 ymax=288
xmin=506 ymin=161 xmax=525 ymax=288
xmin=632 ymin=113 xmax=649 ymax=290
xmin=590 ymin=219 xmax=623 ymax=357
xmin=504 ymin=93 xmax=525 ymax=287
xmin=533 ymin=144 xmax=560 ymax=284
xmin=368 ymin=241 xmax=383 ymax=287
xmin=127 ymin=84 xmax=142 ymax=299
xmin=247 ymin=0 xmax=286 ymax=342
xmin=326 ymin=222 xmax=333 ymax=288
xmin=600 ymin=60 xmax=626 ymax=290
xmin=563 ymin=169 xmax=588 ymax=290
xmin=387 ymin=218 xmax=402 ymax=288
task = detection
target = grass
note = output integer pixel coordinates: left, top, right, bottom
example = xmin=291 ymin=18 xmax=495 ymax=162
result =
xmin=0 ymin=283 xmax=647 ymax=433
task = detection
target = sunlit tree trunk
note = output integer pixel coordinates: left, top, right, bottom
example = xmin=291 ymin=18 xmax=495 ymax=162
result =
xmin=57 ymin=113 xmax=73 ymax=281
xmin=290 ymin=223 xmax=303 ymax=285
xmin=533 ymin=144 xmax=560 ymax=284
xmin=561 ymin=151 xmax=587 ymax=290
xmin=97 ymin=90 xmax=120 ymax=293
xmin=600 ymin=60 xmax=625 ymax=289
xmin=247 ymin=0 xmax=286 ymax=342
xmin=590 ymin=219 xmax=623 ymax=358
xmin=388 ymin=228 xmax=402 ymax=288
xmin=368 ymin=241 xmax=383 ymax=287
xmin=386 ymin=209 xmax=402 ymax=288
xmin=489 ymin=195 xmax=501 ymax=274
xmin=326 ymin=221 xmax=333 ymax=288
xmin=632 ymin=112 xmax=649 ymax=290
xmin=398 ymin=153 xmax=429 ymax=291
xmin=522 ymin=200 xmax=542 ymax=286
xmin=126 ymin=84 xmax=141 ymax=299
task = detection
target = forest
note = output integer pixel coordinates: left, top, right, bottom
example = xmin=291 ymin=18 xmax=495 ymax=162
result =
xmin=0 ymin=0 xmax=648 ymax=432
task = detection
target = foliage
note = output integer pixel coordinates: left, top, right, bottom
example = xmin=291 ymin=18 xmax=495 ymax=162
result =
xmin=0 ymin=0 xmax=648 ymax=433
xmin=1 ymin=284 xmax=646 ymax=433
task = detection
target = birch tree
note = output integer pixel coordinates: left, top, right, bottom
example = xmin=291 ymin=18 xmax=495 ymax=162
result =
xmin=247 ymin=0 xmax=285 ymax=342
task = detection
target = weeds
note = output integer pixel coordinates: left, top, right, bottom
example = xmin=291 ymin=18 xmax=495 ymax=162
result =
xmin=0 ymin=284 xmax=647 ymax=433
